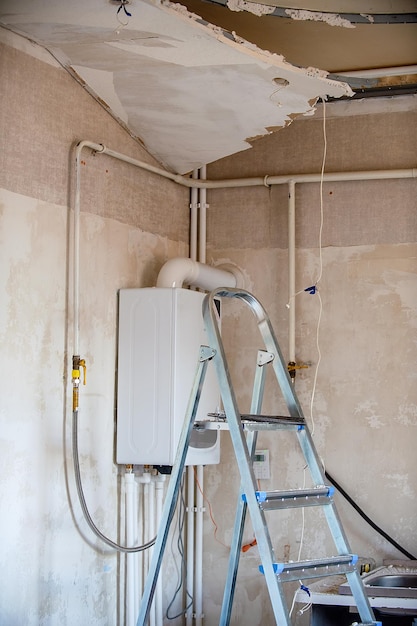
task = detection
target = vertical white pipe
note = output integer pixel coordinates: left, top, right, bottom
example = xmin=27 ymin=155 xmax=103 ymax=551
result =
xmin=199 ymin=165 xmax=207 ymax=265
xmin=288 ymin=180 xmax=296 ymax=365
xmin=154 ymin=475 xmax=166 ymax=626
xmin=135 ymin=476 xmax=143 ymax=616
xmin=190 ymin=170 xmax=199 ymax=262
xmin=136 ymin=472 xmax=151 ymax=604
xmin=195 ymin=465 xmax=204 ymax=626
xmin=73 ymin=141 xmax=104 ymax=356
xmin=195 ymin=165 xmax=207 ymax=625
xmin=149 ymin=478 xmax=156 ymax=626
xmin=186 ymin=467 xmax=195 ymax=626
xmin=141 ymin=473 xmax=151 ymax=600
xmin=125 ymin=471 xmax=136 ymax=626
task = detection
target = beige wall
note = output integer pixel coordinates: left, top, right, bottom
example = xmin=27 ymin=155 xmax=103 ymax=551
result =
xmin=202 ymin=98 xmax=417 ymax=624
xmin=1 ymin=24 xmax=416 ymax=626
xmin=0 ymin=31 xmax=188 ymax=626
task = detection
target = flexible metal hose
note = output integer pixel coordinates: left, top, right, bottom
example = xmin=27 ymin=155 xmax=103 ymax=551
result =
xmin=72 ymin=409 xmax=156 ymax=553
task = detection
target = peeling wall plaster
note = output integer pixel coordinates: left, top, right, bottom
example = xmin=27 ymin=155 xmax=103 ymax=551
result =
xmin=2 ymin=22 xmax=416 ymax=626
xmin=285 ymin=8 xmax=356 ymax=28
xmin=0 ymin=0 xmax=352 ymax=174
xmin=203 ymin=98 xmax=417 ymax=623
xmin=227 ymin=0 xmax=276 ymax=17
xmin=0 ymin=36 xmax=188 ymax=625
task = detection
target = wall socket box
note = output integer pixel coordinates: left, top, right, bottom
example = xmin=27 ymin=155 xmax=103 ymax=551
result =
xmin=253 ymin=449 xmax=270 ymax=480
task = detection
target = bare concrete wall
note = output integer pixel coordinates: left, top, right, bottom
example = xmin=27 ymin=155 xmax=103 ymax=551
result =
xmin=203 ymin=97 xmax=417 ymax=624
xmin=0 ymin=30 xmax=188 ymax=626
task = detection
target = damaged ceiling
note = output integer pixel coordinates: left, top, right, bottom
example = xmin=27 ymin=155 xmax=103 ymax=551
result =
xmin=1 ymin=0 xmax=416 ymax=173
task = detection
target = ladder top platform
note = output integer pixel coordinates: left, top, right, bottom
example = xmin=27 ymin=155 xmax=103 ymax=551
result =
xmin=197 ymin=412 xmax=305 ymax=431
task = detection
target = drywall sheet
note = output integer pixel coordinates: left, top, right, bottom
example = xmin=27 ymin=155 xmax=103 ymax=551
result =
xmin=0 ymin=0 xmax=351 ymax=173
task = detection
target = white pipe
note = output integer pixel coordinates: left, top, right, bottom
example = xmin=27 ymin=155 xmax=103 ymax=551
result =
xmin=190 ymin=170 xmax=199 ymax=262
xmin=73 ymin=140 xmax=105 ymax=356
xmin=288 ymin=180 xmax=296 ymax=365
xmin=156 ymin=257 xmax=238 ymax=291
xmin=336 ymin=65 xmax=417 ymax=78
xmin=140 ymin=473 xmax=151 ymax=603
xmin=74 ymin=141 xmax=415 ymax=364
xmin=195 ymin=465 xmax=204 ymax=626
xmin=154 ymin=475 xmax=166 ymax=626
xmin=186 ymin=468 xmax=195 ymax=626
xmin=199 ymin=165 xmax=207 ymax=265
xmin=74 ymin=141 xmax=417 ymax=194
xmin=125 ymin=471 xmax=136 ymax=626
xmin=149 ymin=479 xmax=156 ymax=626
xmin=135 ymin=477 xmax=143 ymax=617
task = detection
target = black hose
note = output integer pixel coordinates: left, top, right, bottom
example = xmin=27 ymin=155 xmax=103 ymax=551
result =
xmin=72 ymin=409 xmax=156 ymax=553
xmin=325 ymin=470 xmax=416 ymax=561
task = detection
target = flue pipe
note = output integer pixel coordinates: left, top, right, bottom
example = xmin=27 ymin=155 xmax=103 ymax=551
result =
xmin=156 ymin=257 xmax=238 ymax=291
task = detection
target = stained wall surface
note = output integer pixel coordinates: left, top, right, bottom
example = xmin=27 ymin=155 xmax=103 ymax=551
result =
xmin=0 ymin=30 xmax=188 ymax=625
xmin=203 ymin=97 xmax=417 ymax=624
xmin=1 ymin=23 xmax=417 ymax=626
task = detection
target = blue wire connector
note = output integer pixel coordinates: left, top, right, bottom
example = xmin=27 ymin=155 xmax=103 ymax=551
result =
xmin=117 ymin=0 xmax=132 ymax=17
xmin=304 ymin=285 xmax=317 ymax=295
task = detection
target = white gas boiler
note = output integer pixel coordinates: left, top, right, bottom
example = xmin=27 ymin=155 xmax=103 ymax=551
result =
xmin=116 ymin=287 xmax=220 ymax=466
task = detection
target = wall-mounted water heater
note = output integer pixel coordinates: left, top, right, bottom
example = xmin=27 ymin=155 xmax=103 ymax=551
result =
xmin=116 ymin=287 xmax=220 ymax=466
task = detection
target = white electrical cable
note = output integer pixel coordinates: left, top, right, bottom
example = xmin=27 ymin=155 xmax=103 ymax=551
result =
xmin=290 ymin=99 xmax=328 ymax=623
xmin=309 ymin=98 xmax=327 ymax=437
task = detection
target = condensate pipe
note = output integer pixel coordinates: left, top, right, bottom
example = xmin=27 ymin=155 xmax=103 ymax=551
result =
xmin=154 ymin=475 xmax=165 ymax=626
xmin=186 ymin=468 xmax=195 ymax=626
xmin=195 ymin=465 xmax=204 ymax=626
xmin=125 ymin=471 xmax=137 ymax=626
xmin=149 ymin=479 xmax=156 ymax=626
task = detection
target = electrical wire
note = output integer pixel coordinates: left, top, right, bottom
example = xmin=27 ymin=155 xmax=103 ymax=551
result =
xmin=166 ymin=475 xmax=193 ymax=620
xmin=72 ymin=409 xmax=156 ymax=553
xmin=308 ymin=98 xmax=327 ymax=437
xmin=194 ymin=467 xmax=228 ymax=549
xmin=309 ymin=99 xmax=416 ymax=564
xmin=325 ymin=471 xmax=417 ymax=561
xmin=290 ymin=99 xmax=328 ymax=622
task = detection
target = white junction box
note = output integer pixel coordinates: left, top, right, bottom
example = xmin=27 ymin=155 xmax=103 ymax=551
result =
xmin=253 ymin=449 xmax=270 ymax=480
xmin=116 ymin=287 xmax=220 ymax=466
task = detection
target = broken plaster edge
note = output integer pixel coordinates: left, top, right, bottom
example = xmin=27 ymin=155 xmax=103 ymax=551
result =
xmin=158 ymin=0 xmax=353 ymax=99
xmin=0 ymin=23 xmax=61 ymax=67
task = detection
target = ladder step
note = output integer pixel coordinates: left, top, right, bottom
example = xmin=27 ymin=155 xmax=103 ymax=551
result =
xmin=254 ymin=486 xmax=335 ymax=510
xmin=241 ymin=413 xmax=305 ymax=426
xmin=208 ymin=411 xmax=305 ymax=427
xmin=259 ymin=555 xmax=358 ymax=582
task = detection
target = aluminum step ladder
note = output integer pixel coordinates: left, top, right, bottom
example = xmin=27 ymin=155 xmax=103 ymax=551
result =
xmin=136 ymin=287 xmax=381 ymax=626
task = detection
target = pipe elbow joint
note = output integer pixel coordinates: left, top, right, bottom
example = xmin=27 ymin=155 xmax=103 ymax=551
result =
xmin=156 ymin=257 xmax=244 ymax=291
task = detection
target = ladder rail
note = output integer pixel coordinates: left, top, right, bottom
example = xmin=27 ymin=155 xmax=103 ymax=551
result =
xmin=219 ymin=351 xmax=270 ymax=625
xmin=204 ymin=288 xmax=305 ymax=419
xmin=135 ymin=346 xmax=215 ymax=626
xmin=202 ymin=287 xmax=378 ymax=626
xmin=204 ymin=295 xmax=293 ymax=625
